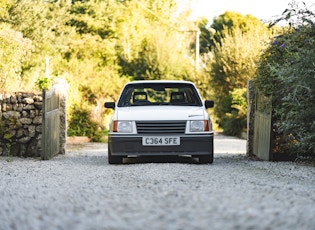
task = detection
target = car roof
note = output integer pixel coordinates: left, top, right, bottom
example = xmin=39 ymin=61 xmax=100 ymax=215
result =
xmin=125 ymin=80 xmax=195 ymax=86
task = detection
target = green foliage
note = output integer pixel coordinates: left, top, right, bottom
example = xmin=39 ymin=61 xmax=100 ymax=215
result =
xmin=210 ymin=11 xmax=273 ymax=48
xmin=114 ymin=0 xmax=194 ymax=81
xmin=195 ymin=17 xmax=213 ymax=54
xmin=63 ymin=0 xmax=193 ymax=138
xmin=35 ymin=77 xmax=53 ymax=90
xmin=209 ymin=13 xmax=273 ymax=134
xmin=2 ymin=0 xmax=274 ymax=140
xmin=120 ymin=27 xmax=194 ymax=81
xmin=255 ymin=2 xmax=315 ymax=157
xmin=0 ymin=24 xmax=33 ymax=91
xmin=221 ymin=88 xmax=247 ymax=136
xmin=67 ymin=105 xmax=105 ymax=142
xmin=4 ymin=0 xmax=73 ymax=89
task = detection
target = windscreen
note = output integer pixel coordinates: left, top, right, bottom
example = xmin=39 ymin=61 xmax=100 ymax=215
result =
xmin=117 ymin=83 xmax=203 ymax=107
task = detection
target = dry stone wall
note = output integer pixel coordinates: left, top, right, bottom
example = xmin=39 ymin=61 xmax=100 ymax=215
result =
xmin=0 ymin=79 xmax=67 ymax=158
xmin=0 ymin=92 xmax=43 ymax=157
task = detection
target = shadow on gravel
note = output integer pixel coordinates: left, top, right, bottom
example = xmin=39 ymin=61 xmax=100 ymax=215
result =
xmin=120 ymin=156 xmax=201 ymax=164
xmin=66 ymin=137 xmax=247 ymax=165
xmin=54 ymin=154 xmax=108 ymax=166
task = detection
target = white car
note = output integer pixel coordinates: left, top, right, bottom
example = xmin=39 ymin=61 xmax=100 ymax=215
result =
xmin=104 ymin=80 xmax=214 ymax=164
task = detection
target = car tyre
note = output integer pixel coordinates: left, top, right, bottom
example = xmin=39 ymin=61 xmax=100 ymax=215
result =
xmin=198 ymin=155 xmax=213 ymax=164
xmin=108 ymin=146 xmax=123 ymax=164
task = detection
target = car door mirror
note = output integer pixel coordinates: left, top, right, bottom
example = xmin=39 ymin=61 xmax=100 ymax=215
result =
xmin=104 ymin=102 xmax=115 ymax=109
xmin=205 ymin=100 xmax=214 ymax=109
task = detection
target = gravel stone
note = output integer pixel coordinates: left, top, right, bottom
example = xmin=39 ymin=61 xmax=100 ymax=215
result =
xmin=0 ymin=135 xmax=314 ymax=230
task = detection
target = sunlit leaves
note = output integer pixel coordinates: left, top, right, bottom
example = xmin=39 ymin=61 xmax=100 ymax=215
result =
xmin=209 ymin=13 xmax=273 ymax=134
xmin=0 ymin=25 xmax=33 ymax=90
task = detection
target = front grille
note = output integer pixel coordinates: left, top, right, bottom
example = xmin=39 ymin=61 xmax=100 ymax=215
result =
xmin=136 ymin=121 xmax=186 ymax=134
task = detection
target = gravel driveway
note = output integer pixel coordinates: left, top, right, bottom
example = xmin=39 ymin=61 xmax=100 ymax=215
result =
xmin=1 ymin=135 xmax=315 ymax=230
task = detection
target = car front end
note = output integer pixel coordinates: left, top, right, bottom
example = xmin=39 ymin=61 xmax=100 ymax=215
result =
xmin=105 ymin=80 xmax=214 ymax=164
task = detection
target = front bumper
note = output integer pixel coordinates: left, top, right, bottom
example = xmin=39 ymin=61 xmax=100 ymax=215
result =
xmin=108 ymin=133 xmax=213 ymax=156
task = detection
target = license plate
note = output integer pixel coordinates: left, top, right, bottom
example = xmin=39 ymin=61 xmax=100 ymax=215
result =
xmin=142 ymin=136 xmax=180 ymax=146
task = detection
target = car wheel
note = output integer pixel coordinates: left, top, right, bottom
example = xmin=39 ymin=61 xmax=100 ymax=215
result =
xmin=198 ymin=155 xmax=213 ymax=164
xmin=108 ymin=146 xmax=123 ymax=164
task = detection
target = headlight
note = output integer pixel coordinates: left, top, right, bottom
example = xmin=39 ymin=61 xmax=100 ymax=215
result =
xmin=112 ymin=121 xmax=133 ymax=133
xmin=190 ymin=120 xmax=211 ymax=132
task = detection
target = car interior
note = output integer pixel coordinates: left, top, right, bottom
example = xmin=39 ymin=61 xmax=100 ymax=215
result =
xmin=170 ymin=92 xmax=186 ymax=104
xmin=118 ymin=83 xmax=202 ymax=107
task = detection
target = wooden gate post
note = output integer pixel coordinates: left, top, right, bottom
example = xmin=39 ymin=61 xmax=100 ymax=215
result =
xmin=41 ymin=88 xmax=60 ymax=160
xmin=247 ymin=80 xmax=255 ymax=157
xmin=41 ymin=79 xmax=67 ymax=160
xmin=248 ymin=80 xmax=276 ymax=161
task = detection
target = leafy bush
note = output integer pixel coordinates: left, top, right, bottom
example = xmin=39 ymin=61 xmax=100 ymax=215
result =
xmin=35 ymin=76 xmax=53 ymax=90
xmin=209 ymin=12 xmax=272 ymax=134
xmin=254 ymin=2 xmax=315 ymax=158
xmin=221 ymin=88 xmax=247 ymax=136
xmin=0 ymin=25 xmax=33 ymax=91
xmin=67 ymin=105 xmax=105 ymax=142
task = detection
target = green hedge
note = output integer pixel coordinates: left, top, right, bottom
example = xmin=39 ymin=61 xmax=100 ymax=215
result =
xmin=67 ymin=105 xmax=105 ymax=142
xmin=254 ymin=4 xmax=315 ymax=158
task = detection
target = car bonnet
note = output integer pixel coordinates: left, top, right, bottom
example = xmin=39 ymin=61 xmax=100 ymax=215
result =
xmin=115 ymin=106 xmax=207 ymax=121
